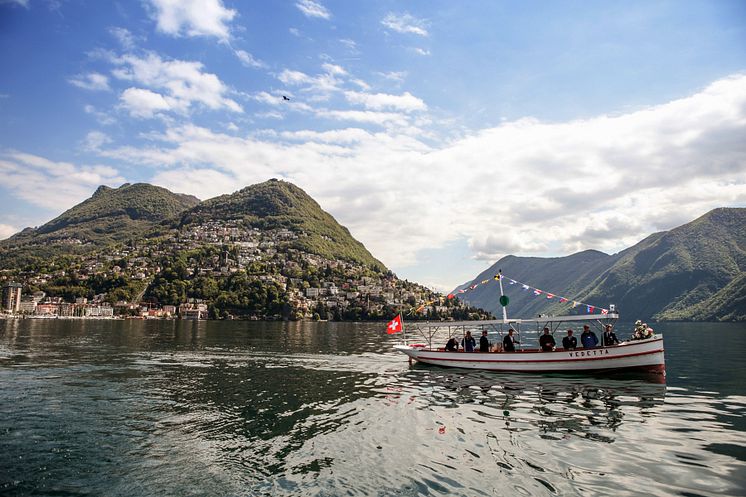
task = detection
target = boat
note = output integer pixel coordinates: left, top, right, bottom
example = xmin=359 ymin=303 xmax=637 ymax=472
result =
xmin=394 ymin=313 xmax=665 ymax=375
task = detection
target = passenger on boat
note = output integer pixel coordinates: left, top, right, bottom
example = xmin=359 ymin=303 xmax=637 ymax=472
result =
xmin=502 ymin=329 xmax=519 ymax=352
xmin=562 ymin=329 xmax=577 ymax=350
xmin=462 ymin=331 xmax=476 ymax=352
xmin=445 ymin=337 xmax=458 ymax=352
xmin=479 ymin=330 xmax=491 ymax=352
xmin=581 ymin=325 xmax=599 ymax=349
xmin=602 ymin=325 xmax=620 ymax=346
xmin=539 ymin=327 xmax=556 ymax=352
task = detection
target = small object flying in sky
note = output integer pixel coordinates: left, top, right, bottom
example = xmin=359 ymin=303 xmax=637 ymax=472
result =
xmin=282 ymin=95 xmax=291 ymax=101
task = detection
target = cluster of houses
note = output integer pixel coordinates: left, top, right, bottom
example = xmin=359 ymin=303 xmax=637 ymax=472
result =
xmin=0 ymin=284 xmax=211 ymax=320
xmin=1 ymin=220 xmax=464 ymax=320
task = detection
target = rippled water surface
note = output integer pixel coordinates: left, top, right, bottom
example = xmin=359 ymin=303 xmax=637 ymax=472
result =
xmin=1 ymin=320 xmax=745 ymax=496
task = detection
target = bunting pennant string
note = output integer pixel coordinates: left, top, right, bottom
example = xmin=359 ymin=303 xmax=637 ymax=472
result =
xmin=439 ymin=272 xmax=610 ymax=315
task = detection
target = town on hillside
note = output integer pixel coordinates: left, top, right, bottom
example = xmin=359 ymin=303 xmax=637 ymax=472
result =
xmin=0 ymin=220 xmax=490 ymax=321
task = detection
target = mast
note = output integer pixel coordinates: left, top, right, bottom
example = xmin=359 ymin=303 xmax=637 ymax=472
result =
xmin=497 ymin=269 xmax=508 ymax=322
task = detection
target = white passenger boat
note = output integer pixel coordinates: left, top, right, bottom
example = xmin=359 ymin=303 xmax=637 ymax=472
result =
xmin=393 ymin=313 xmax=665 ymax=376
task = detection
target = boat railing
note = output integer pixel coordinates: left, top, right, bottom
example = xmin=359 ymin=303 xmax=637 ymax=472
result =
xmin=403 ymin=313 xmax=621 ymax=351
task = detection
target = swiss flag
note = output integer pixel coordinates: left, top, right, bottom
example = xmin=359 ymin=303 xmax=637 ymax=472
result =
xmin=386 ymin=314 xmax=403 ymax=334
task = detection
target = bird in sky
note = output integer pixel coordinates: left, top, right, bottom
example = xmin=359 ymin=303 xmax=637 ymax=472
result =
xmin=282 ymin=95 xmax=290 ymax=101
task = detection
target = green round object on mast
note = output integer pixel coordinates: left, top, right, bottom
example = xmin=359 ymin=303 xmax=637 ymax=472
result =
xmin=499 ymin=295 xmax=509 ymax=307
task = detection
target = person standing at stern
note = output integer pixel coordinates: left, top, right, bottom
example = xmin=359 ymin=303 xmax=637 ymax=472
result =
xmin=539 ymin=327 xmax=556 ymax=351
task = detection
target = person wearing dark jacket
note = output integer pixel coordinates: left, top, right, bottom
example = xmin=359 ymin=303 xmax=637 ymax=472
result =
xmin=562 ymin=329 xmax=577 ymax=350
xmin=461 ymin=331 xmax=476 ymax=352
xmin=503 ymin=329 xmax=519 ymax=352
xmin=602 ymin=325 xmax=620 ymax=346
xmin=539 ymin=327 xmax=556 ymax=352
xmin=479 ymin=330 xmax=490 ymax=352
xmin=445 ymin=337 xmax=458 ymax=352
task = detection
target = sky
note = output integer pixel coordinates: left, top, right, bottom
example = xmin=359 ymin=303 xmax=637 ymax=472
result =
xmin=0 ymin=0 xmax=745 ymax=292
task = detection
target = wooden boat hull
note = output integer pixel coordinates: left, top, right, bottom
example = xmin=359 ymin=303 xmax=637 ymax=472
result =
xmin=394 ymin=336 xmax=665 ymax=375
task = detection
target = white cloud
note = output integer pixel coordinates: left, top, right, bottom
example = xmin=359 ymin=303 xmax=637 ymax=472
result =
xmin=339 ymin=39 xmax=357 ymax=51
xmin=119 ymin=88 xmax=173 ymax=118
xmin=112 ymin=52 xmax=242 ymax=117
xmin=0 ymin=152 xmax=125 ymax=211
xmin=84 ymin=104 xmax=116 ymax=125
xmin=382 ymin=12 xmax=429 ymax=36
xmin=82 ymin=131 xmax=112 ymax=151
xmin=0 ymin=224 xmax=18 ymax=240
xmin=109 ymin=27 xmax=136 ymax=50
xmin=234 ymin=49 xmax=265 ymax=68
xmin=317 ymin=109 xmax=411 ymax=127
xmin=296 ymin=0 xmax=330 ymax=20
xmin=147 ymin=0 xmax=236 ymax=41
xmin=412 ymin=47 xmax=431 ymax=56
xmin=89 ymin=74 xmax=746 ymax=285
xmin=345 ymin=91 xmax=426 ymax=112
xmin=378 ymin=71 xmax=407 ymax=82
xmin=69 ymin=72 xmax=110 ymax=91
xmin=0 ymin=0 xmax=28 ymax=7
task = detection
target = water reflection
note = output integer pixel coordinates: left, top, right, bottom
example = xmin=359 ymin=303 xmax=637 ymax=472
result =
xmin=1 ymin=320 xmax=745 ymax=497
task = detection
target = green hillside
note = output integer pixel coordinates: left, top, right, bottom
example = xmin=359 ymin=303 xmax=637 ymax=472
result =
xmin=0 ymin=183 xmax=199 ymax=270
xmin=456 ymin=208 xmax=746 ymax=322
xmin=2 ymin=183 xmax=199 ymax=247
xmin=180 ymin=179 xmax=385 ymax=269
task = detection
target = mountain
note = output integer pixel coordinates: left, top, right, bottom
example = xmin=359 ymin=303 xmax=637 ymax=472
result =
xmin=455 ymin=208 xmax=746 ymax=322
xmin=0 ymin=179 xmax=489 ymax=321
xmin=1 ymin=183 xmax=199 ymax=247
xmin=179 ymin=179 xmax=384 ymax=269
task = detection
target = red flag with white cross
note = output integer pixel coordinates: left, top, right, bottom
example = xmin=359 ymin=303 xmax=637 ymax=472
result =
xmin=386 ymin=314 xmax=403 ymax=334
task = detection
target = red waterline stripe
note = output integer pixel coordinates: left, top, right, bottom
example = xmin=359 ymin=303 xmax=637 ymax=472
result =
xmin=415 ymin=348 xmax=664 ymax=364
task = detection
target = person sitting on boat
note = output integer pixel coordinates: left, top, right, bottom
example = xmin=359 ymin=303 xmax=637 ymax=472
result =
xmin=479 ymin=330 xmax=491 ymax=352
xmin=445 ymin=337 xmax=458 ymax=352
xmin=539 ymin=327 xmax=556 ymax=352
xmin=644 ymin=325 xmax=654 ymax=339
xmin=602 ymin=324 xmax=620 ymax=346
xmin=503 ymin=329 xmax=519 ymax=352
xmin=461 ymin=331 xmax=476 ymax=352
xmin=580 ymin=325 xmax=599 ymax=349
xmin=562 ymin=329 xmax=577 ymax=350
xmin=632 ymin=320 xmax=647 ymax=340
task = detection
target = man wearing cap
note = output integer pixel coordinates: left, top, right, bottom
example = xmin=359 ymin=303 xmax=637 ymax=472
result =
xmin=581 ymin=325 xmax=599 ymax=349
xmin=602 ymin=324 xmax=620 ymax=346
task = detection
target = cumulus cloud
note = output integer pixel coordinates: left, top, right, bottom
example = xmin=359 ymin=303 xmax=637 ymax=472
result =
xmin=147 ymin=0 xmax=236 ymax=41
xmin=0 ymin=152 xmax=125 ymax=211
xmin=382 ymin=12 xmax=429 ymax=36
xmin=111 ymin=52 xmax=242 ymax=117
xmin=296 ymin=0 xmax=330 ymax=20
xmin=89 ymin=74 xmax=746 ymax=288
xmin=68 ymin=72 xmax=110 ymax=91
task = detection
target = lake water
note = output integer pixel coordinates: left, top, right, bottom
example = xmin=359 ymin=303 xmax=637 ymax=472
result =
xmin=1 ymin=319 xmax=745 ymax=496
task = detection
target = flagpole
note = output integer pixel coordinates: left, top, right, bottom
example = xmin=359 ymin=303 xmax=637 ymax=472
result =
xmin=400 ymin=312 xmax=407 ymax=345
xmin=497 ymin=269 xmax=508 ymax=323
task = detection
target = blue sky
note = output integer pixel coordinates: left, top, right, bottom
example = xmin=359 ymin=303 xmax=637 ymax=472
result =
xmin=1 ymin=0 xmax=745 ymax=291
